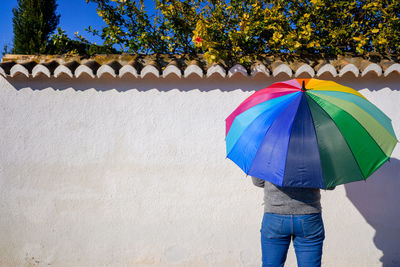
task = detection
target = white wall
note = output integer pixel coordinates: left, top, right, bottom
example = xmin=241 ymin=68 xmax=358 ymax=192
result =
xmin=0 ymin=73 xmax=399 ymax=267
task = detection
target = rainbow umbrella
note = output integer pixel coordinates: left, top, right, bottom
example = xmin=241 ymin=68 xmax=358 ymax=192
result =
xmin=225 ymin=78 xmax=398 ymax=188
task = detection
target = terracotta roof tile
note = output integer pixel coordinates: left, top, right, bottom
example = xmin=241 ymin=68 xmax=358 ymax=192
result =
xmin=1 ymin=54 xmax=400 ymax=79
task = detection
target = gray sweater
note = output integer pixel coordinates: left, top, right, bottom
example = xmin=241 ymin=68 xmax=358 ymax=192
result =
xmin=252 ymin=176 xmax=323 ymax=214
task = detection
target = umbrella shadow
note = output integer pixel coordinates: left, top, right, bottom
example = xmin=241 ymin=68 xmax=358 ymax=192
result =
xmin=344 ymin=158 xmax=400 ymax=267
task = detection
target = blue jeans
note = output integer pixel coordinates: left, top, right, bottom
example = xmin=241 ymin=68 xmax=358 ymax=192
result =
xmin=260 ymin=212 xmax=325 ymax=267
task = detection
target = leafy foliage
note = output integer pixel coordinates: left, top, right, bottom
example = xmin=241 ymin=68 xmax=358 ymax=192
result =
xmin=47 ymin=28 xmax=117 ymax=55
xmin=12 ymin=0 xmax=400 ymax=62
xmin=12 ymin=0 xmax=60 ymax=54
xmin=84 ymin=0 xmax=160 ymax=53
xmin=86 ymin=0 xmax=400 ymax=64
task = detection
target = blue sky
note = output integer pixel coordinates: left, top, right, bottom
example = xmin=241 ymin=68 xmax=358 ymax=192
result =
xmin=0 ymin=0 xmax=157 ymax=52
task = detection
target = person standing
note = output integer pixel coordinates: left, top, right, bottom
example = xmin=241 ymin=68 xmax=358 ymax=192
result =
xmin=252 ymin=176 xmax=333 ymax=267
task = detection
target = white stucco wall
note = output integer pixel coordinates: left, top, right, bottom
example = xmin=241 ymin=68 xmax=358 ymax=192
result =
xmin=0 ymin=73 xmax=399 ymax=267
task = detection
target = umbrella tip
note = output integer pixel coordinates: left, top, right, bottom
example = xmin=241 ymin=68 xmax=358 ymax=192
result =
xmin=301 ymin=80 xmax=306 ymax=92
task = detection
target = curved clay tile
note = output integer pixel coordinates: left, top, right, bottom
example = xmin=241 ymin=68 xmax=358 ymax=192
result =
xmin=140 ymin=64 xmax=160 ymax=78
xmin=10 ymin=64 xmax=30 ymax=77
xmin=316 ymin=64 xmax=337 ymax=77
xmin=3 ymin=54 xmax=400 ymax=80
xmin=119 ymin=65 xmax=138 ymax=78
xmin=250 ymin=62 xmax=269 ymax=77
xmin=184 ymin=60 xmax=203 ymax=78
xmin=54 ymin=65 xmax=74 ymax=78
xmin=294 ymin=64 xmax=315 ymax=77
xmin=339 ymin=63 xmax=359 ymax=77
xmin=75 ymin=65 xmax=95 ymax=78
xmin=228 ymin=64 xmax=248 ymax=78
xmin=97 ymin=64 xmax=117 ymax=78
xmin=271 ymin=63 xmax=292 ymax=77
xmin=206 ymin=64 xmax=226 ymax=78
xmin=162 ymin=64 xmax=182 ymax=78
xmin=361 ymin=63 xmax=382 ymax=77
xmin=32 ymin=64 xmax=51 ymax=78
xmin=184 ymin=64 xmax=203 ymax=78
xmin=384 ymin=63 xmax=400 ymax=77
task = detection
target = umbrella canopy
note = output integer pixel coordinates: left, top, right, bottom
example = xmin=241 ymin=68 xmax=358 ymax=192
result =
xmin=225 ymin=78 xmax=398 ymax=189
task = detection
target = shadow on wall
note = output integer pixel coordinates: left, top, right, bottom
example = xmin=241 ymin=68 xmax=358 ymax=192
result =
xmin=4 ymin=74 xmax=276 ymax=92
xmin=345 ymin=158 xmax=400 ymax=267
xmin=4 ymin=74 xmax=400 ymax=92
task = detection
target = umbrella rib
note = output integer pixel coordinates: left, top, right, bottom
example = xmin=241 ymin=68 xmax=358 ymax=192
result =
xmin=308 ymin=93 xmax=391 ymax=179
xmin=302 ymin=95 xmax=326 ymax=188
xmin=281 ymin=93 xmax=325 ymax=188
xmin=225 ymin=89 xmax=299 ymax=135
xmin=306 ymin=79 xmax=367 ymax=100
xmin=226 ymin=92 xmax=299 ymax=156
xmin=225 ymin=78 xmax=397 ymax=188
xmin=305 ymin=94 xmax=367 ymax=184
xmin=227 ymin=99 xmax=294 ymax=175
xmin=247 ymin=93 xmax=303 ymax=182
xmin=311 ymin=90 xmax=397 ymax=140
xmin=308 ymin=91 xmax=398 ymax=156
